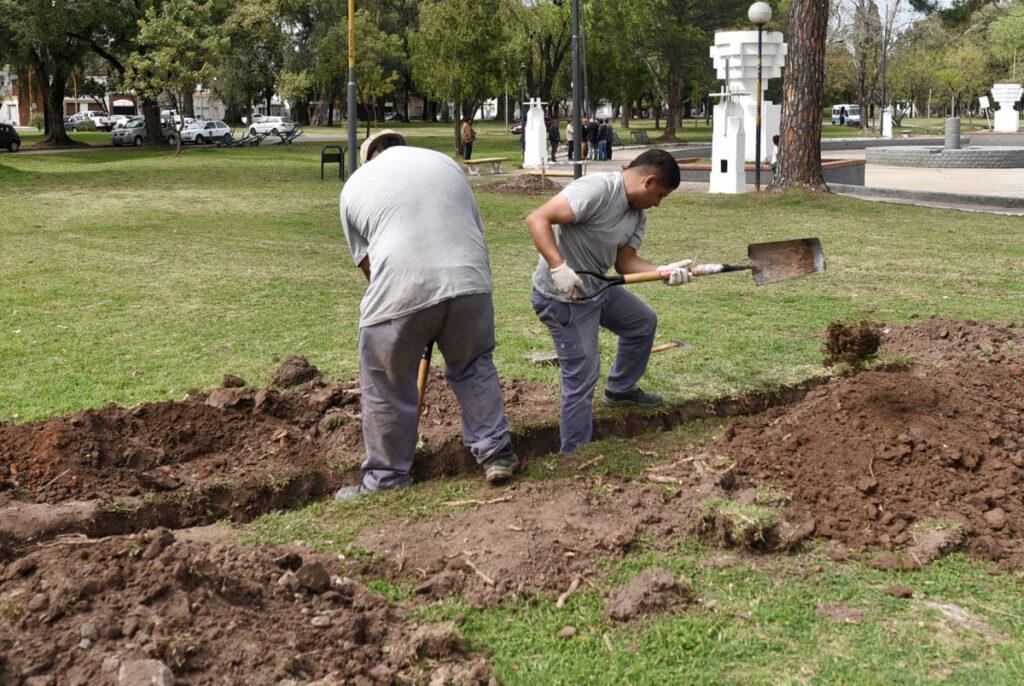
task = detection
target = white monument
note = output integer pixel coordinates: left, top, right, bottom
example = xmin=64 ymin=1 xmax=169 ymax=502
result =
xmin=991 ymin=83 xmax=1023 ymax=133
xmin=523 ymin=98 xmax=548 ymax=168
xmin=881 ymin=106 xmax=893 ymax=139
xmin=709 ymin=29 xmax=786 ymax=164
xmin=708 ymin=88 xmax=746 ymax=194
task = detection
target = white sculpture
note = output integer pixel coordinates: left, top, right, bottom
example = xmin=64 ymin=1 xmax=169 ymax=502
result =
xmin=709 ymin=30 xmax=786 ymax=163
xmin=991 ymin=83 xmax=1023 ymax=133
xmin=709 ymin=90 xmax=746 ymax=194
xmin=523 ymin=98 xmax=548 ymax=168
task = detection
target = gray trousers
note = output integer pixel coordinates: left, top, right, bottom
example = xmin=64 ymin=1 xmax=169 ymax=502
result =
xmin=358 ymin=293 xmax=511 ymax=490
xmin=532 ymin=286 xmax=657 ymax=453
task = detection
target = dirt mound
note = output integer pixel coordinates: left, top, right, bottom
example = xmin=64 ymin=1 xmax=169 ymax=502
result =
xmin=0 ymin=528 xmax=493 ymax=685
xmin=480 ymin=174 xmax=561 ymax=195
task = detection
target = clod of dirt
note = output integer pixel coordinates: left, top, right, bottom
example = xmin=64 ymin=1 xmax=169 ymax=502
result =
xmin=407 ymin=622 xmax=466 ymax=660
xmin=605 ymin=567 xmax=692 ymax=622
xmin=823 ymin=319 xmax=882 ymax=368
xmin=481 ymin=174 xmax=561 ymax=195
xmin=904 ymin=528 xmax=965 ymax=569
xmin=221 ymin=374 xmax=247 ymax=388
xmin=271 ymin=354 xmax=320 ymax=387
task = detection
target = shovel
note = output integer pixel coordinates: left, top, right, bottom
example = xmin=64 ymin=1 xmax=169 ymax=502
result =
xmin=572 ymin=237 xmax=826 ymax=300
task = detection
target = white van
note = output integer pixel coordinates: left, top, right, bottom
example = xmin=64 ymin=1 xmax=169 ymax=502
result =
xmin=831 ymin=104 xmax=861 ymax=126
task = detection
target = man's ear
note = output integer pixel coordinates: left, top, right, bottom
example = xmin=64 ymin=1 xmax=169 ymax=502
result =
xmin=642 ymin=174 xmax=659 ymax=189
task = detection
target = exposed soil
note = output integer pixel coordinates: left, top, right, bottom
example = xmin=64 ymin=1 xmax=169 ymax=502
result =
xmin=479 ymin=174 xmax=562 ymax=195
xmin=823 ymin=319 xmax=882 ymax=368
xmin=2 ymin=316 xmax=1023 ymax=684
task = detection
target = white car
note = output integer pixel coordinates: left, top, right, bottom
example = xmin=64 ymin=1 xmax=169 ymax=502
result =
xmin=248 ymin=116 xmax=295 ymax=136
xmin=179 ymin=120 xmax=233 ymax=145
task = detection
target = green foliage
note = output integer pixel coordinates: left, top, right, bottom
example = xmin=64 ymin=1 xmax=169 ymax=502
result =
xmin=28 ymin=112 xmax=44 ymax=131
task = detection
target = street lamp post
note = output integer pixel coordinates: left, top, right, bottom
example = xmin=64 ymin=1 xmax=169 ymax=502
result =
xmin=749 ymin=2 xmax=772 ymax=191
xmin=571 ymin=0 xmax=582 ymax=179
xmin=520 ymin=63 xmax=526 ymax=156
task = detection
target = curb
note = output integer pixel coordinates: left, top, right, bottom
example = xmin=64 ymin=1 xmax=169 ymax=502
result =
xmin=829 ymin=182 xmax=1024 ymax=210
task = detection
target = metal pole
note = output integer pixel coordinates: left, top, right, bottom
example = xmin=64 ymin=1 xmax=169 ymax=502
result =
xmin=580 ymin=0 xmax=589 ymax=118
xmin=520 ymin=63 xmax=526 ymax=157
xmin=755 ymin=24 xmax=763 ymax=192
xmin=571 ymin=0 xmax=582 ymax=179
xmin=347 ymin=0 xmax=358 ymax=175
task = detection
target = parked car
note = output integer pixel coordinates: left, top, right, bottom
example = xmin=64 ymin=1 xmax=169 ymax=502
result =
xmin=108 ymin=114 xmax=134 ymax=129
xmin=249 ymin=116 xmax=295 ymax=136
xmin=180 ymin=120 xmax=233 ymax=144
xmin=510 ymin=117 xmax=555 ymax=135
xmin=64 ymin=113 xmax=89 ymax=131
xmin=0 ymin=123 xmax=21 ymax=152
xmin=110 ymin=118 xmax=177 ymax=146
xmin=82 ymin=111 xmax=113 ymax=131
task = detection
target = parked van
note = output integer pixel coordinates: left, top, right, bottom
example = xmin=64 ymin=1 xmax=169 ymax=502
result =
xmin=831 ymin=104 xmax=861 ymax=126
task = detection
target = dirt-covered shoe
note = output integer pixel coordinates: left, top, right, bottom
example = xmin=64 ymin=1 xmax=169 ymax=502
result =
xmin=602 ymin=387 xmax=663 ymax=408
xmin=334 ymin=483 xmax=374 ymax=501
xmin=483 ymin=444 xmax=520 ymax=483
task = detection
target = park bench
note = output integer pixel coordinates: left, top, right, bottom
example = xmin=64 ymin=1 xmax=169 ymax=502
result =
xmin=526 ymin=169 xmax=575 ymax=177
xmin=463 ymin=157 xmax=508 ymax=175
xmin=631 ymin=130 xmax=653 ymax=145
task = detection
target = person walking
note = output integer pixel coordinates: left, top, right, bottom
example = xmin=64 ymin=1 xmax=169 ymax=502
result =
xmin=525 ymin=149 xmax=692 ymax=454
xmin=548 ymin=120 xmax=562 ymax=162
xmin=461 ymin=115 xmax=476 ymax=160
xmin=580 ymin=118 xmax=589 ymax=160
xmin=566 ymin=120 xmax=575 ymax=161
xmin=586 ymin=118 xmax=600 ymax=160
xmin=336 ymin=130 xmax=519 ymax=499
xmin=597 ymin=120 xmax=609 ymax=161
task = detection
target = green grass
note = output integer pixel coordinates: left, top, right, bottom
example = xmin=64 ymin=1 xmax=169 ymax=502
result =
xmin=1 ymin=138 xmax=1021 ymax=421
xmin=420 ymin=546 xmax=1024 ymax=685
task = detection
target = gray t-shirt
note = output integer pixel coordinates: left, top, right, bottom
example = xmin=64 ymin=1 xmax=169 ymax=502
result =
xmin=340 ymin=146 xmax=493 ymax=327
xmin=532 ymin=171 xmax=647 ymax=302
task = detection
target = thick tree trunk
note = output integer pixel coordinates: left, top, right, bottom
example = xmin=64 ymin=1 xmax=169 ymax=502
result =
xmin=766 ymin=0 xmax=829 ymax=194
xmin=43 ymin=71 xmax=75 ymax=146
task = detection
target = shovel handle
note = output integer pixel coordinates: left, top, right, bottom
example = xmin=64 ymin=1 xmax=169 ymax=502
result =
xmin=691 ymin=263 xmax=752 ymax=276
xmin=416 ymin=342 xmax=434 ymax=420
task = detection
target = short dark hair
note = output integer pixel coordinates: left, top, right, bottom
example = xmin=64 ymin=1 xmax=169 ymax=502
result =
xmin=627 ymin=148 xmax=680 ymax=189
xmin=368 ymin=136 xmax=406 ymax=160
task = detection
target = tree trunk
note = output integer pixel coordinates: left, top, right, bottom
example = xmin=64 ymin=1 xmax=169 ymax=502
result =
xmin=766 ymin=0 xmax=829 ymax=194
xmin=142 ymin=100 xmax=163 ymax=150
xmin=43 ymin=70 xmax=75 ymax=146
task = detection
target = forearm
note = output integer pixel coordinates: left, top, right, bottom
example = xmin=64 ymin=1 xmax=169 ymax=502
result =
xmin=615 ymin=251 xmax=657 ymax=275
xmin=526 ymin=214 xmax=565 ymax=268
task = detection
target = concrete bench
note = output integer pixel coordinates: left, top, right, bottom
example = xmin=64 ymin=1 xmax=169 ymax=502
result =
xmin=631 ymin=130 xmax=653 ymax=144
xmin=463 ymin=157 xmax=508 ymax=175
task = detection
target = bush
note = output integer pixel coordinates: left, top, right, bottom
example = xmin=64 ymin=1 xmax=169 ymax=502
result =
xmin=78 ymin=119 xmax=97 ymax=132
xmin=29 ymin=113 xmax=44 ymax=131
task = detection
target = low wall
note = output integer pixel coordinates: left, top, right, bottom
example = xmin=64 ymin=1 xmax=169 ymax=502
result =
xmin=676 ymin=158 xmax=865 ymax=186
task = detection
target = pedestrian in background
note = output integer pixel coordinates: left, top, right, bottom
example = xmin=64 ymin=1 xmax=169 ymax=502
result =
xmin=548 ymin=120 xmax=562 ymax=162
xmin=461 ymin=115 xmax=476 ymax=160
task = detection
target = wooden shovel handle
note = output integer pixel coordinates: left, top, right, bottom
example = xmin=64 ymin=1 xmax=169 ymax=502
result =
xmin=416 ymin=342 xmax=434 ymax=420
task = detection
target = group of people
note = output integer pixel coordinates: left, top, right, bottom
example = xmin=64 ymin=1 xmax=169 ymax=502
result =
xmin=557 ymin=117 xmax=615 ymax=162
xmin=336 ymin=129 xmax=689 ymax=500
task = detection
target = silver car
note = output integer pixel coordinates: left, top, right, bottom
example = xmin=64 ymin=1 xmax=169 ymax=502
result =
xmin=110 ymin=118 xmax=176 ymax=146
xmin=248 ymin=116 xmax=295 ymax=136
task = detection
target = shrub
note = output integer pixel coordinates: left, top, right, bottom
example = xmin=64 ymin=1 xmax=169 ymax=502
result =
xmin=29 ymin=113 xmax=44 ymax=131
xmin=78 ymin=119 xmax=97 ymax=132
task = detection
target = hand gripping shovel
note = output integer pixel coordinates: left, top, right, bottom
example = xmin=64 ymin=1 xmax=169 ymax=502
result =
xmin=572 ymin=237 xmax=826 ymax=300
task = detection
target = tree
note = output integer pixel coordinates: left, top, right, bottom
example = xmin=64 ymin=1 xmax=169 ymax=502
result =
xmin=989 ymin=4 xmax=1024 ymax=80
xmin=766 ymin=0 xmax=828 ymax=193
xmin=125 ymin=0 xmax=222 ymax=152
xmin=617 ymin=0 xmax=749 ymax=140
xmin=0 ymin=0 xmax=94 ymax=145
xmin=408 ymin=0 xmax=516 ymax=154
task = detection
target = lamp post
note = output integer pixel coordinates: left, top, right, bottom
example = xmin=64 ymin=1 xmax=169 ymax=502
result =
xmin=520 ymin=62 xmax=526 ymax=156
xmin=748 ymin=2 xmax=771 ymax=191
xmin=571 ymin=0 xmax=582 ymax=178
xmin=347 ymin=0 xmax=358 ymax=174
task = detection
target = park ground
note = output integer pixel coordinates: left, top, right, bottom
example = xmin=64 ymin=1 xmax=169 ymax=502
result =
xmin=1 ymin=130 xmax=1023 ymax=684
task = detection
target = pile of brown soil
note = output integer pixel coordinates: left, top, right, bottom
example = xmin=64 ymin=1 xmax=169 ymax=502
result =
xmin=823 ymin=319 xmax=882 ymax=368
xmin=480 ymin=174 xmax=561 ymax=195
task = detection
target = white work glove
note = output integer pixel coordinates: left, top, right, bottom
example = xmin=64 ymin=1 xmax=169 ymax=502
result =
xmin=550 ymin=262 xmax=584 ymax=298
xmin=657 ymin=259 xmax=693 ymax=286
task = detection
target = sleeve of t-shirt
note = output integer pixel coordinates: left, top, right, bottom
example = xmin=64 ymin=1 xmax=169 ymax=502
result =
xmin=561 ymin=176 xmax=608 ymax=226
xmin=339 ymin=192 xmax=369 ymax=267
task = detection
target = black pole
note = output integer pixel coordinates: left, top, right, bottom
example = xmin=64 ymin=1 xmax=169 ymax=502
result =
xmin=755 ymin=23 xmax=763 ymax=192
xmin=520 ymin=62 xmax=526 ymax=156
xmin=572 ymin=0 xmax=582 ymax=179
xmin=580 ymin=0 xmax=589 ymax=118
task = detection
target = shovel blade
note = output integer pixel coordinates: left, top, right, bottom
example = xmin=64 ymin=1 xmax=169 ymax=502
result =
xmin=747 ymin=237 xmax=826 ymax=286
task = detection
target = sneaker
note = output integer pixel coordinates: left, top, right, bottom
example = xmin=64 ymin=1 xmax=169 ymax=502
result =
xmin=602 ymin=387 xmax=663 ymax=408
xmin=483 ymin=443 xmax=520 ymax=483
xmin=334 ymin=483 xmax=374 ymax=501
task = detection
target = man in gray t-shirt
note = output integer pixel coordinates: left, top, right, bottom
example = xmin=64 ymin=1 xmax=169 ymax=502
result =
xmin=336 ymin=130 xmax=518 ymax=499
xmin=526 ymin=149 xmax=693 ymax=454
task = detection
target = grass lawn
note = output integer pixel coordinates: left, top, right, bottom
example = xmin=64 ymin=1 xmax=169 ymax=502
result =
xmin=2 ymin=137 xmax=1023 ymax=683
